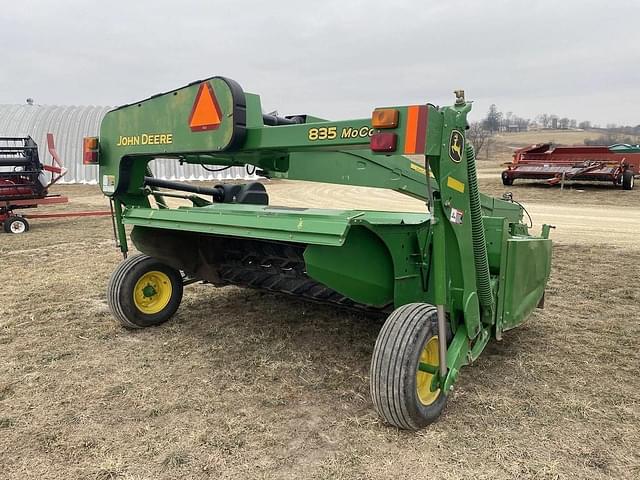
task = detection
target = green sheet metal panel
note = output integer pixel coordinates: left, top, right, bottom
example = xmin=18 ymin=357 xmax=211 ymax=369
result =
xmin=304 ymin=218 xmax=432 ymax=308
xmin=99 ymin=77 xmax=246 ymax=196
xmin=121 ymin=203 xmax=429 ymax=247
xmin=304 ymin=226 xmax=396 ymax=307
xmin=500 ymin=237 xmax=552 ymax=331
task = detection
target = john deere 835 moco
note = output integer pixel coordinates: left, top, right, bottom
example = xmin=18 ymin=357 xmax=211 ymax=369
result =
xmin=87 ymin=76 xmax=552 ymax=429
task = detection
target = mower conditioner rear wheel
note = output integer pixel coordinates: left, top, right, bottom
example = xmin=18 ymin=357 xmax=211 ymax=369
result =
xmin=3 ymin=216 xmax=29 ymax=234
xmin=370 ymin=303 xmax=448 ymax=430
xmin=501 ymin=171 xmax=514 ymax=186
xmin=622 ymin=171 xmax=634 ymax=190
xmin=107 ymin=254 xmax=183 ymax=328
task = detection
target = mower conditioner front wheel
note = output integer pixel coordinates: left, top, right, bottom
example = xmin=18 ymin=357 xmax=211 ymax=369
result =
xmin=370 ymin=303 xmax=448 ymax=430
xmin=107 ymin=254 xmax=183 ymax=328
xmin=622 ymin=171 xmax=635 ymax=190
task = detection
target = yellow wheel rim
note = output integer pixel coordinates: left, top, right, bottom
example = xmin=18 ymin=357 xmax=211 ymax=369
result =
xmin=416 ymin=335 xmax=441 ymax=406
xmin=133 ymin=271 xmax=172 ymax=315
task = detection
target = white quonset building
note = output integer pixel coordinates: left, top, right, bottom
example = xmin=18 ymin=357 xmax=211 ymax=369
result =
xmin=0 ymin=103 xmax=250 ymax=183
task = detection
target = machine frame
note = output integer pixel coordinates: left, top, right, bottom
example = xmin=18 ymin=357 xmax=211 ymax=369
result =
xmin=89 ymin=76 xmax=553 ymax=429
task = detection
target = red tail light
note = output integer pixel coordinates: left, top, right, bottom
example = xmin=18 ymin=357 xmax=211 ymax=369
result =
xmin=370 ymin=133 xmax=397 ymax=153
xmin=83 ymin=137 xmax=99 ymax=165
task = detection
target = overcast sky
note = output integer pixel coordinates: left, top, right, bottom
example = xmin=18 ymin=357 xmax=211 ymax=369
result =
xmin=1 ymin=0 xmax=639 ymax=126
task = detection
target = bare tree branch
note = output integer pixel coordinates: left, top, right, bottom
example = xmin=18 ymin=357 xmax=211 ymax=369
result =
xmin=467 ymin=122 xmax=492 ymax=159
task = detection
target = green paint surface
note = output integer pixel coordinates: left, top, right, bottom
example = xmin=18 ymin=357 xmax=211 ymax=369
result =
xmin=96 ymin=76 xmax=554 ymax=394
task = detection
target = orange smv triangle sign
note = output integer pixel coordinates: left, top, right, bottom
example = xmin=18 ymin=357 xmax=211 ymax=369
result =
xmin=189 ymin=82 xmax=222 ymax=131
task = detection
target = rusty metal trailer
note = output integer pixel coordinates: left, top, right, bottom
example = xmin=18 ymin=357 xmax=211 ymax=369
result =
xmin=502 ymin=143 xmax=640 ymax=190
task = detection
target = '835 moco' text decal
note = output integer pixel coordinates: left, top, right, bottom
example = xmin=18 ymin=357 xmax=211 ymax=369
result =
xmin=308 ymin=125 xmax=374 ymax=141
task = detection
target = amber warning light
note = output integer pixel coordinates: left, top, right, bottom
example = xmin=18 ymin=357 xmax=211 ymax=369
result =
xmin=83 ymin=137 xmax=99 ymax=165
xmin=371 ymin=108 xmax=399 ymax=129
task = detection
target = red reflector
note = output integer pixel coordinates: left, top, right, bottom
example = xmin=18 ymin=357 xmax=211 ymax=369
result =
xmin=83 ymin=151 xmax=98 ymax=165
xmin=370 ymin=132 xmax=397 ymax=152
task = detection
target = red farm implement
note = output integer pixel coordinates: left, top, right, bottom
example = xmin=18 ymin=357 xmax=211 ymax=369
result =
xmin=0 ymin=134 xmax=110 ymax=234
xmin=501 ymin=143 xmax=640 ymax=190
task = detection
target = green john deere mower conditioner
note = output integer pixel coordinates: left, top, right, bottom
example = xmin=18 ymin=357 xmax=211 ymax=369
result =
xmin=87 ymin=76 xmax=552 ymax=430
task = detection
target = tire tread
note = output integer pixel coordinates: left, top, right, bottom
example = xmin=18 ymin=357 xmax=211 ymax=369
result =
xmin=370 ymin=303 xmax=446 ymax=430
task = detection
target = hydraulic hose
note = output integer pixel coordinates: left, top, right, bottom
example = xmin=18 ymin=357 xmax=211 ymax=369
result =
xmin=465 ymin=144 xmax=493 ymax=314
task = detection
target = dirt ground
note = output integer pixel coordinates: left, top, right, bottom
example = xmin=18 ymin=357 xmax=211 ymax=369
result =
xmin=1 ymin=134 xmax=639 ymax=479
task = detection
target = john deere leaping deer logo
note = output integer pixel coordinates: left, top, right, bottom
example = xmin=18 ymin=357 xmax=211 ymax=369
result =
xmin=449 ymin=129 xmax=464 ymax=163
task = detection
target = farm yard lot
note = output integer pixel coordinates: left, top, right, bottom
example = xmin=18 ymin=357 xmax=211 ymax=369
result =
xmin=1 ymin=166 xmax=639 ymax=479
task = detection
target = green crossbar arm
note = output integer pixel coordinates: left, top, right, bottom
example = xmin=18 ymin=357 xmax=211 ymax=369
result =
xmin=96 ymin=77 xmax=443 ymax=204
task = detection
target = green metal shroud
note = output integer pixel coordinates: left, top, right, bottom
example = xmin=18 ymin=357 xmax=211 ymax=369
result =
xmin=95 ymin=76 xmax=553 ymax=393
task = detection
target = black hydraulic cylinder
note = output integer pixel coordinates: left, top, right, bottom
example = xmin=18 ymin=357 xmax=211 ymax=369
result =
xmin=143 ymin=176 xmax=224 ymax=202
xmin=262 ymin=114 xmax=305 ymax=126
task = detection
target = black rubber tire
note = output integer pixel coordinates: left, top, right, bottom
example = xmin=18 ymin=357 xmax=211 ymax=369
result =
xmin=3 ymin=216 xmax=29 ymax=234
xmin=107 ymin=254 xmax=183 ymax=329
xmin=622 ymin=171 xmax=634 ymax=190
xmin=501 ymin=171 xmax=514 ymax=186
xmin=370 ymin=303 xmax=449 ymax=430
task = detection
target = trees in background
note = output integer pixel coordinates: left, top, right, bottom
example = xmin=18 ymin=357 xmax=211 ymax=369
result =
xmin=583 ymin=124 xmax=640 ymax=145
xmin=482 ymin=104 xmax=636 ymax=135
xmin=470 ymin=105 xmax=639 ymax=157
xmin=482 ymin=104 xmax=503 ymax=132
xmin=482 ymin=104 xmax=529 ymax=132
xmin=467 ymin=122 xmax=491 ymax=158
xmin=537 ymin=113 xmax=550 ymax=129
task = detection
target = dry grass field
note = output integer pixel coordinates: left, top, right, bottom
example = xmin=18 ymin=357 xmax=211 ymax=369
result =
xmin=494 ymin=128 xmax=609 ymax=147
xmin=1 ymin=133 xmax=639 ymax=479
